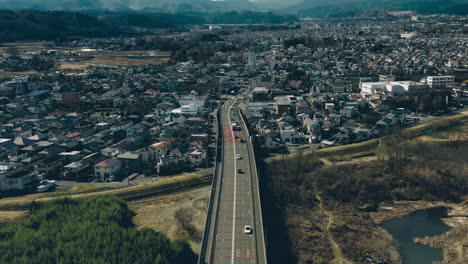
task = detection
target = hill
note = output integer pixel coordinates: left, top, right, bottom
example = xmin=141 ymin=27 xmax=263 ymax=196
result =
xmin=0 ymin=9 xmax=298 ymax=42
xmin=0 ymin=9 xmax=123 ymax=42
xmin=210 ymin=10 xmax=299 ymax=24
xmin=286 ymin=0 xmax=468 ymax=17
xmin=0 ymin=0 xmax=258 ymax=13
xmin=98 ymin=10 xmax=299 ymax=28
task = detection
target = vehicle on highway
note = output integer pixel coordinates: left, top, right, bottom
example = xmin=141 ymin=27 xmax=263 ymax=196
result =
xmin=237 ymin=168 xmax=243 ymax=173
xmin=244 ymin=225 xmax=252 ymax=234
xmin=240 ymin=138 xmax=245 ymax=143
xmin=236 ymin=154 xmax=242 ymax=159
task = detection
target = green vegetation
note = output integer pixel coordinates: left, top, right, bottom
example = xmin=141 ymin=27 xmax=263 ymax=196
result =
xmin=99 ymin=12 xmax=205 ymax=28
xmin=211 ymin=11 xmax=298 ymax=24
xmin=383 ymin=91 xmax=450 ymax=113
xmin=0 ymin=10 xmax=123 ymax=42
xmin=289 ymin=0 xmax=468 ymax=18
xmin=0 ymin=197 xmax=197 ymax=264
xmin=0 ymin=9 xmax=299 ymax=42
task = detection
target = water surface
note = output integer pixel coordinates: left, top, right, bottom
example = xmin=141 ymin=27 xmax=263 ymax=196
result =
xmin=381 ymin=207 xmax=451 ymax=264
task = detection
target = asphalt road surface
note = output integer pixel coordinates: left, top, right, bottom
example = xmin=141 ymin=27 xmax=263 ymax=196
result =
xmin=201 ymin=98 xmax=267 ymax=264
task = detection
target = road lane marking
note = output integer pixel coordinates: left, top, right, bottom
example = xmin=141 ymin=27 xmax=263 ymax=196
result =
xmin=227 ymin=99 xmax=238 ymax=264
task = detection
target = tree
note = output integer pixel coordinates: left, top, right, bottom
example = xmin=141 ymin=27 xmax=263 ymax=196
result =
xmin=0 ymin=197 xmax=197 ymax=264
xmin=174 ymin=208 xmax=195 ymax=230
xmin=418 ymin=94 xmax=433 ymax=112
xmin=432 ymin=95 xmax=445 ymax=111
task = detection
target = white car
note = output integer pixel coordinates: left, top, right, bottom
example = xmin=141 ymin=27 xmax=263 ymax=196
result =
xmin=244 ymin=225 xmax=252 ymax=234
xmin=236 ymin=154 xmax=242 ymax=160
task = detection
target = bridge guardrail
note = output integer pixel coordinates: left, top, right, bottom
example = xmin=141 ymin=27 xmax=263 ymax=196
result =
xmin=198 ymin=109 xmax=222 ymax=264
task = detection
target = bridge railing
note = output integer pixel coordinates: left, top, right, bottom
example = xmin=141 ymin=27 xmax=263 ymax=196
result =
xmin=198 ymin=109 xmax=222 ymax=264
xmin=239 ymin=109 xmax=268 ymax=264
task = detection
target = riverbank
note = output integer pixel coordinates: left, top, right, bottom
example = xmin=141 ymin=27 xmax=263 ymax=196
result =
xmin=371 ymin=199 xmax=467 ymax=264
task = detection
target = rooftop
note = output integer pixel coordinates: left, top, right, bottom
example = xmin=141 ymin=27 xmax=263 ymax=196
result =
xmin=95 ymin=159 xmax=121 ymax=168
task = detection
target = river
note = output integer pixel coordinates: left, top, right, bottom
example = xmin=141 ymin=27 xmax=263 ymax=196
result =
xmin=381 ymin=207 xmax=451 ymax=264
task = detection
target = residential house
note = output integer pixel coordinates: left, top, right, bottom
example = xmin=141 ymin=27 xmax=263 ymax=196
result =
xmin=94 ymin=159 xmax=122 ymax=181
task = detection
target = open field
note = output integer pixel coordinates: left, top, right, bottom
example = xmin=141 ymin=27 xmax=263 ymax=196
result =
xmin=85 ymin=56 xmax=170 ymax=67
xmin=0 ymin=210 xmax=29 ymax=227
xmin=0 ymin=41 xmax=54 ymax=55
xmin=57 ymin=62 xmax=89 ymax=70
xmin=0 ymin=70 xmax=37 ymax=80
xmin=130 ymin=185 xmax=211 ymax=253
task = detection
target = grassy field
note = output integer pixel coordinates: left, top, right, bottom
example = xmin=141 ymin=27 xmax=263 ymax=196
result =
xmin=130 ymin=186 xmax=211 ymax=253
xmin=0 ymin=70 xmax=37 ymax=80
xmin=85 ymin=57 xmax=170 ymax=67
xmin=57 ymin=62 xmax=89 ymax=70
xmin=0 ymin=210 xmax=29 ymax=226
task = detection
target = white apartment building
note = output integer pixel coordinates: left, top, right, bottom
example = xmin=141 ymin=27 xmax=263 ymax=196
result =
xmin=427 ymin=76 xmax=454 ymax=88
xmin=360 ymin=82 xmax=387 ymax=95
xmin=171 ymin=104 xmax=200 ymax=116
xmin=176 ymin=91 xmax=207 ymax=108
xmin=386 ymin=81 xmax=428 ymax=94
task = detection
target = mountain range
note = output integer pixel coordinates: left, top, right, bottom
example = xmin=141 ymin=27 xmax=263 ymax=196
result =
xmin=0 ymin=0 xmax=466 ymax=16
xmin=0 ymin=0 xmax=257 ymax=12
xmin=286 ymin=0 xmax=468 ymax=17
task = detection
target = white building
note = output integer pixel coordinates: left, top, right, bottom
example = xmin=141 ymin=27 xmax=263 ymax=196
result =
xmin=325 ymin=103 xmax=335 ymax=111
xmin=176 ymin=91 xmax=207 ymax=108
xmin=171 ymin=104 xmax=201 ymax=116
xmin=386 ymin=81 xmax=428 ymax=94
xmin=362 ymin=81 xmax=428 ymax=95
xmin=94 ymin=159 xmax=122 ymax=181
xmin=426 ymin=76 xmax=454 ymax=88
xmin=209 ymin=25 xmax=222 ymax=30
xmin=188 ymin=150 xmax=207 ymax=167
xmin=247 ymin=101 xmax=277 ymax=117
xmin=278 ymin=123 xmax=301 ymax=144
xmin=0 ymin=163 xmax=36 ymax=191
xmin=360 ymin=82 xmax=387 ymax=95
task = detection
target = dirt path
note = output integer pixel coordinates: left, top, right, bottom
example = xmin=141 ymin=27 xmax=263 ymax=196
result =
xmin=314 ymin=188 xmax=354 ymax=264
xmin=311 ymin=166 xmax=354 ymax=264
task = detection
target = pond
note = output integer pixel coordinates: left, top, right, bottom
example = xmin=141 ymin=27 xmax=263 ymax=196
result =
xmin=381 ymin=207 xmax=451 ymax=264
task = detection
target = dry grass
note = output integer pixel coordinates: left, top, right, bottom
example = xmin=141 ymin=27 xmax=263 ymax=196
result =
xmin=130 ymin=186 xmax=211 ymax=253
xmin=85 ymin=57 xmax=169 ymax=67
xmin=0 ymin=211 xmax=29 ymax=226
xmin=58 ymin=62 xmax=89 ymax=70
xmin=0 ymin=70 xmax=37 ymax=80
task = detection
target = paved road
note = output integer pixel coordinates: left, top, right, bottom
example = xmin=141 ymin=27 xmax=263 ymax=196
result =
xmin=201 ymin=98 xmax=267 ymax=264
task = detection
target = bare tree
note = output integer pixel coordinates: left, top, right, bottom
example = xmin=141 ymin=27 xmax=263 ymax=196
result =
xmin=174 ymin=207 xmax=195 ymax=229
